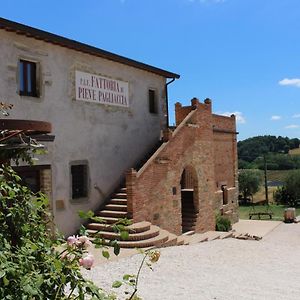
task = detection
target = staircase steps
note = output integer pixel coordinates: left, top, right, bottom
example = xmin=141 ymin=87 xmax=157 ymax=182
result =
xmin=113 ymin=193 xmax=127 ymax=199
xmin=161 ymin=232 xmax=179 ymax=247
xmin=218 ymin=231 xmax=234 ymax=239
xmin=104 ymin=204 xmax=127 ymax=212
xmin=97 ymin=210 xmax=128 ymax=218
xmin=87 ymin=225 xmax=160 ymax=241
xmin=86 ymin=221 xmax=151 ymax=233
xmin=181 ymin=234 xmax=208 ymax=245
xmin=99 ymin=230 xmax=169 ymax=248
xmin=176 ymin=236 xmax=185 ymax=246
xmin=202 ymin=231 xmax=221 ymax=241
xmin=95 ymin=216 xmax=123 ymax=224
xmin=110 ymin=198 xmax=127 ymax=205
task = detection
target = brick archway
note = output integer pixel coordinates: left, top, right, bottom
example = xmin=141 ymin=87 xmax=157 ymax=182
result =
xmin=180 ymin=166 xmax=199 ymax=233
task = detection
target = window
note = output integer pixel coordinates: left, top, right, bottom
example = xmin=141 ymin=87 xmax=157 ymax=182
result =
xmin=221 ymin=185 xmax=228 ymax=205
xmin=18 ymin=169 xmax=41 ymax=193
xmin=19 ymin=60 xmax=38 ymax=97
xmin=71 ymin=164 xmax=88 ymax=199
xmin=148 ymin=89 xmax=157 ymax=114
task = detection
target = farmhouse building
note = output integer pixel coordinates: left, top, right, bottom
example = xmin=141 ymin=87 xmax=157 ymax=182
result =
xmin=0 ymin=18 xmax=238 ymax=244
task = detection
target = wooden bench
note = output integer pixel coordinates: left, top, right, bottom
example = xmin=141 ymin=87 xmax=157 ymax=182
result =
xmin=249 ymin=211 xmax=273 ymax=220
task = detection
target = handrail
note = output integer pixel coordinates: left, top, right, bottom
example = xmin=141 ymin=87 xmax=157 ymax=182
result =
xmin=136 ymin=109 xmax=197 ymax=178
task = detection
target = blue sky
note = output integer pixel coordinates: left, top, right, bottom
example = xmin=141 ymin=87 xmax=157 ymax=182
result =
xmin=1 ymin=0 xmax=300 ymax=140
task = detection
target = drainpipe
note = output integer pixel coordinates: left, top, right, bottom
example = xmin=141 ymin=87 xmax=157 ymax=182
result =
xmin=165 ymin=78 xmax=176 ymax=128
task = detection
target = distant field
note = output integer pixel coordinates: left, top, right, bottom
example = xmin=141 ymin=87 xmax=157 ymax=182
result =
xmin=266 ymin=170 xmax=292 ymax=182
xmin=253 ymin=186 xmax=277 ymax=203
xmin=289 ymin=148 xmax=300 ymax=155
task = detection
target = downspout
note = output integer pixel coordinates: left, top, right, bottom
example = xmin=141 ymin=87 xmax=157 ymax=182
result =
xmin=165 ymin=77 xmax=176 ymax=128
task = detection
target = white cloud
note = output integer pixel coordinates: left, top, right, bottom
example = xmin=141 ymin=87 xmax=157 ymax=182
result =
xmin=271 ymin=115 xmax=282 ymax=121
xmin=220 ymin=111 xmax=246 ymax=124
xmin=285 ymin=124 xmax=300 ymax=129
xmin=292 ymin=114 xmax=300 ymax=118
xmin=278 ymin=78 xmax=300 ymax=87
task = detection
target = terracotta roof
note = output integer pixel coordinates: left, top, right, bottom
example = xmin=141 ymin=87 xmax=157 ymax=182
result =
xmin=0 ymin=17 xmax=180 ymax=79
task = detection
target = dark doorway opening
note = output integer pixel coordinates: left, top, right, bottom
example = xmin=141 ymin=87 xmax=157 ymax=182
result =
xmin=181 ymin=168 xmax=198 ymax=233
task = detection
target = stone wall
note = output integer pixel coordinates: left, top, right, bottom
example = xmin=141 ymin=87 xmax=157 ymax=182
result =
xmin=0 ymin=28 xmax=168 ymax=235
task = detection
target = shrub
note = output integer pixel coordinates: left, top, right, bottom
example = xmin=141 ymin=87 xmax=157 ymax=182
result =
xmin=0 ymin=165 xmax=114 ymax=299
xmin=215 ymin=215 xmax=231 ymax=232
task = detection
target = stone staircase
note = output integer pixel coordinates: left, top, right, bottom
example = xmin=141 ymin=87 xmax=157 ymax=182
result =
xmin=181 ymin=189 xmax=198 ymax=233
xmin=86 ymin=186 xmax=182 ymax=248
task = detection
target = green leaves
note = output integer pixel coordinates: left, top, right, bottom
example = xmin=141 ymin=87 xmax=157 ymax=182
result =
xmin=78 ymin=210 xmax=95 ymax=220
xmin=112 ymin=281 xmax=122 ymax=288
xmin=0 ymin=166 xmax=117 ymax=299
xmin=102 ymin=250 xmax=110 ymax=259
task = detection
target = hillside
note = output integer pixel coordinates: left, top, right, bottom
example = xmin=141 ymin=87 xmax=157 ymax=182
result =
xmin=238 ymin=136 xmax=300 ymax=170
xmin=238 ymin=135 xmax=300 ymax=162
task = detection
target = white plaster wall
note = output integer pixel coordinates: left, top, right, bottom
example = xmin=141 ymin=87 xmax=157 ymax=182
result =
xmin=0 ymin=30 xmax=167 ymax=235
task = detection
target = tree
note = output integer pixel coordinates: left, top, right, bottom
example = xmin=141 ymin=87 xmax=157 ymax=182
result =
xmin=274 ymin=170 xmax=300 ymax=207
xmin=285 ymin=170 xmax=300 ymax=205
xmin=238 ymin=169 xmax=262 ymax=202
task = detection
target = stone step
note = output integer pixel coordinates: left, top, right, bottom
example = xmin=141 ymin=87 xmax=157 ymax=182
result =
xmin=182 ymin=218 xmax=197 ymax=223
xmin=87 ymin=225 xmax=160 ymax=241
xmin=180 ymin=233 xmax=209 ymax=245
xmin=119 ymin=187 xmax=127 ymax=192
xmin=182 ymin=208 xmax=197 ymax=213
xmin=110 ymin=198 xmax=127 ymax=205
xmin=113 ymin=193 xmax=127 ymax=199
xmin=218 ymin=231 xmax=234 ymax=239
xmin=100 ymin=230 xmax=169 ymax=248
xmin=97 ymin=210 xmax=128 ymax=218
xmin=202 ymin=231 xmax=221 ymax=241
xmin=182 ymin=212 xmax=198 ymax=218
xmin=95 ymin=216 xmax=126 ymax=224
xmin=86 ymin=221 xmax=151 ymax=233
xmin=104 ymin=204 xmax=127 ymax=212
xmin=182 ymin=230 xmax=195 ymax=236
xmin=176 ymin=236 xmax=185 ymax=246
xmin=182 ymin=227 xmax=196 ymax=233
xmin=161 ymin=232 xmax=179 ymax=247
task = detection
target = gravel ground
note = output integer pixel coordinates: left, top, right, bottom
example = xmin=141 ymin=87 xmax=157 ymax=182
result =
xmin=83 ymin=223 xmax=300 ymax=300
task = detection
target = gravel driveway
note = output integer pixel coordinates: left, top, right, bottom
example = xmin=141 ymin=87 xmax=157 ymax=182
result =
xmin=83 ymin=222 xmax=300 ymax=300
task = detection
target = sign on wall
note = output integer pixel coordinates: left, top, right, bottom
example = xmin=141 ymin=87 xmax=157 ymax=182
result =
xmin=75 ymin=70 xmax=129 ymax=107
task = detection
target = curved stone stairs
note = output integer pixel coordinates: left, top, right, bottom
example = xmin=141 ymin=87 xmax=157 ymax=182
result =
xmin=86 ymin=187 xmax=182 ymax=248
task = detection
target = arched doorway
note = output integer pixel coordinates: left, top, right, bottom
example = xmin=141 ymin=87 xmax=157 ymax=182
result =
xmin=180 ymin=167 xmax=198 ymax=233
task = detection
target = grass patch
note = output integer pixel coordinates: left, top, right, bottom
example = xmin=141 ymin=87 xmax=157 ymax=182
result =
xmin=239 ymin=204 xmax=300 ymax=221
xmin=289 ymin=148 xmax=300 ymax=155
xmin=267 ymin=170 xmax=293 ymax=182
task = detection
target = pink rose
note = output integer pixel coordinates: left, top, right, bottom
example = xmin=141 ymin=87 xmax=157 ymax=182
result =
xmin=79 ymin=254 xmax=94 ymax=269
xmin=78 ymin=236 xmax=91 ymax=247
xmin=67 ymin=235 xmax=78 ymax=246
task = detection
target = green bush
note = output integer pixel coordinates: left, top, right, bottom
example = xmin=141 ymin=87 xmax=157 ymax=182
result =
xmin=215 ymin=215 xmax=231 ymax=232
xmin=0 ymin=165 xmax=114 ymax=299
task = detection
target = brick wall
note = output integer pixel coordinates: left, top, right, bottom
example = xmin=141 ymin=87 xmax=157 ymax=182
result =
xmin=40 ymin=168 xmax=55 ymax=233
xmin=126 ymin=98 xmax=238 ymax=235
xmin=212 ymin=114 xmax=239 ymax=223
